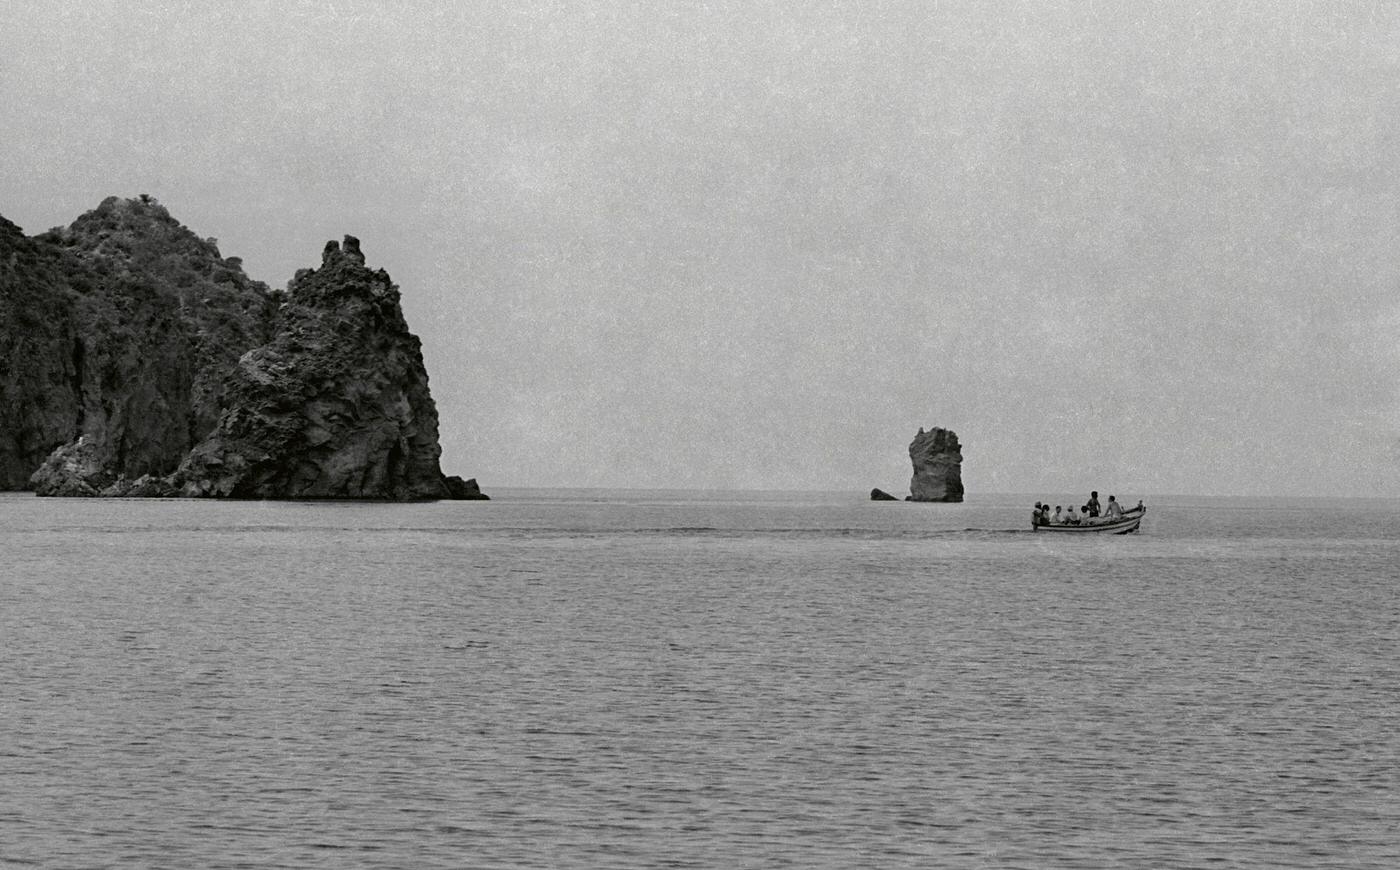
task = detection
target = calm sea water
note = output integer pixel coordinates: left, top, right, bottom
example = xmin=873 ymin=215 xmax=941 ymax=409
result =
xmin=2 ymin=490 xmax=1397 ymax=868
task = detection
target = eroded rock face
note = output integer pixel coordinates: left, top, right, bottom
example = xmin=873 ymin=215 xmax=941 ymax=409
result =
xmin=908 ymin=427 xmax=964 ymax=502
xmin=170 ymin=237 xmax=452 ymax=499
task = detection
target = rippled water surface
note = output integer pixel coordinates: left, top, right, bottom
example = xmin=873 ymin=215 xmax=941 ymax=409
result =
xmin=2 ymin=490 xmax=1398 ymax=868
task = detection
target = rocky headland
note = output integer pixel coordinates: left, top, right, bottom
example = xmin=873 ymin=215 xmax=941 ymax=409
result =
xmin=1 ymin=196 xmax=486 ymax=499
xmin=908 ymin=426 xmax=963 ymax=502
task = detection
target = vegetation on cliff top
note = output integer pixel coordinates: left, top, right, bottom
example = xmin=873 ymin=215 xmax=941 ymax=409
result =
xmin=38 ymin=195 xmax=281 ymax=434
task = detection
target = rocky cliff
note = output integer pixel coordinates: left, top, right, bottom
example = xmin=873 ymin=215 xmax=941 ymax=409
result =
xmin=1 ymin=197 xmax=485 ymax=499
xmin=0 ymin=215 xmax=78 ymax=488
xmin=170 ymin=237 xmax=454 ymax=498
xmin=908 ymin=426 xmax=963 ymax=502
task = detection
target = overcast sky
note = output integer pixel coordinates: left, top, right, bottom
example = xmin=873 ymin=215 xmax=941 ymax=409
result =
xmin=3 ymin=0 xmax=1399 ymax=496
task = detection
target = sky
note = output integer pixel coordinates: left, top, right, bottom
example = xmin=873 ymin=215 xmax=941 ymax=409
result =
xmin=3 ymin=0 xmax=1399 ymax=496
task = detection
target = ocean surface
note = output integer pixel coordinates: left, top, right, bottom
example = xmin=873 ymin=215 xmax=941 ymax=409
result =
xmin=2 ymin=489 xmax=1398 ymax=868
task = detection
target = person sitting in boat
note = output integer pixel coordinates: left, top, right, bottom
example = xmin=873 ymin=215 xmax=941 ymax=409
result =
xmin=1086 ymin=491 xmax=1101 ymax=517
xmin=1079 ymin=504 xmax=1098 ymax=524
xmin=1105 ymin=495 xmax=1124 ymax=519
xmin=1066 ymin=505 xmax=1082 ymax=525
xmin=1051 ymin=505 xmax=1063 ymax=524
xmin=1133 ymin=499 xmax=1145 ymax=513
xmin=1032 ymin=502 xmax=1044 ymax=527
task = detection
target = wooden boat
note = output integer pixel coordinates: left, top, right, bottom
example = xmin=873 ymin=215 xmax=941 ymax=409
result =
xmin=1034 ymin=506 xmax=1145 ymax=534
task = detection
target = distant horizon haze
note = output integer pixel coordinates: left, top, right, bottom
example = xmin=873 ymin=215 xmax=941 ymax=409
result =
xmin=3 ymin=1 xmax=1397 ymax=498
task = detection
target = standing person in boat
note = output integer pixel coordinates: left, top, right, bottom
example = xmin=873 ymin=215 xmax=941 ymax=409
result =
xmin=1032 ymin=502 xmax=1044 ymax=528
xmin=1086 ymin=491 xmax=1101 ymax=517
xmin=1105 ymin=495 xmax=1123 ymax=519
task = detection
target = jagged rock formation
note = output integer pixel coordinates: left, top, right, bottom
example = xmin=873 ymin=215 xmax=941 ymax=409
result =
xmin=171 ymin=237 xmax=455 ymax=498
xmin=443 ymin=475 xmax=486 ymax=499
xmin=1 ymin=197 xmax=486 ymax=499
xmin=908 ymin=426 xmax=963 ymax=502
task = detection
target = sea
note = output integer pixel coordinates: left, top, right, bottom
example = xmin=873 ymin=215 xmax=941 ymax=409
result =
xmin=2 ymin=489 xmax=1397 ymax=869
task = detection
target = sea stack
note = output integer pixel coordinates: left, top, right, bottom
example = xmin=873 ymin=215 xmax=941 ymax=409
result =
xmin=908 ymin=427 xmax=963 ymax=502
